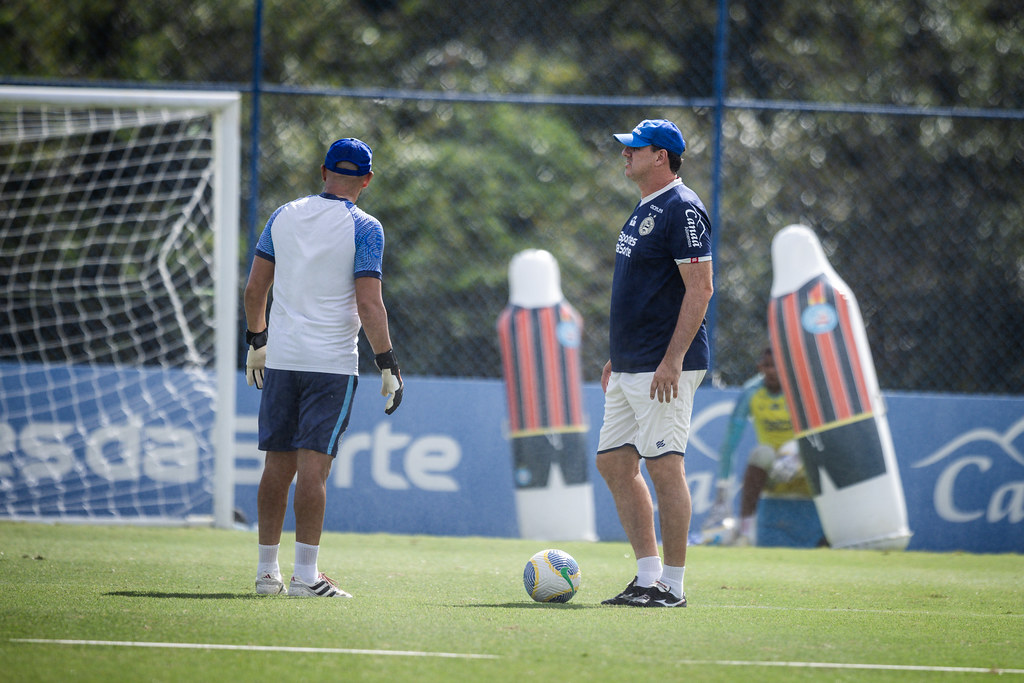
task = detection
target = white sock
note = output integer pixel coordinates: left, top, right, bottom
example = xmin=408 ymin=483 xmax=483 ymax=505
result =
xmin=636 ymin=555 xmax=663 ymax=587
xmin=293 ymin=542 xmax=320 ymax=584
xmin=740 ymin=516 xmax=756 ymax=536
xmin=659 ymin=564 xmax=685 ymax=597
xmin=257 ymin=544 xmax=280 ymax=580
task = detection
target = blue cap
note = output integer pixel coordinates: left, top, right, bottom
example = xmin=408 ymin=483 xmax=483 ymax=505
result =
xmin=613 ymin=119 xmax=686 ymax=156
xmin=324 ymin=138 xmax=372 ymax=176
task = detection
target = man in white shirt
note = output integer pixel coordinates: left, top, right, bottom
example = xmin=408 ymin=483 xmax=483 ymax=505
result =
xmin=243 ymin=138 xmax=403 ymax=598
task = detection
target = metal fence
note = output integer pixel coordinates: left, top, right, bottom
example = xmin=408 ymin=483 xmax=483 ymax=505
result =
xmin=3 ymin=0 xmax=1022 ymax=394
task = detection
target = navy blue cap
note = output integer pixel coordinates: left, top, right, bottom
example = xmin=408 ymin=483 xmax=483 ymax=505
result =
xmin=613 ymin=119 xmax=686 ymax=156
xmin=324 ymin=138 xmax=372 ymax=176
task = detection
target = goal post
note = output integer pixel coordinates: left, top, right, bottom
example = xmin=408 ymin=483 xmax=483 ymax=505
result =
xmin=0 ymin=86 xmax=240 ymax=528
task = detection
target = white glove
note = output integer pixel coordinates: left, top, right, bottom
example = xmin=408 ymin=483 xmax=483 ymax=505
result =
xmin=374 ymin=349 xmax=404 ymax=415
xmin=245 ymin=329 xmax=267 ymax=389
xmin=770 ymin=450 xmax=802 ymax=483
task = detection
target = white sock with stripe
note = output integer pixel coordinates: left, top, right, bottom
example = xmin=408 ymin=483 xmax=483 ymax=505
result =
xmin=257 ymin=544 xmax=281 ymax=581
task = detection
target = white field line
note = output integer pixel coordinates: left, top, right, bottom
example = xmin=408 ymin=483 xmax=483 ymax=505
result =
xmin=716 ymin=604 xmax=1024 ymax=619
xmin=10 ymin=638 xmax=499 ymax=660
xmin=678 ymin=659 xmax=1024 ymax=675
xmin=11 ymin=638 xmax=1021 ymax=673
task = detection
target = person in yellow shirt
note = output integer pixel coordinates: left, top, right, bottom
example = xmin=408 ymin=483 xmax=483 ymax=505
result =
xmin=708 ymin=346 xmax=811 ymax=545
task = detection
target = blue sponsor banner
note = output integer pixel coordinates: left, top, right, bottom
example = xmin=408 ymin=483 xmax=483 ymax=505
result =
xmin=234 ymin=375 xmax=519 ymax=538
xmin=236 ymin=376 xmax=1024 ymax=553
xmin=2 ymin=362 xmax=1022 ymax=553
xmin=234 ymin=376 xmax=736 ymax=542
xmin=886 ymin=393 xmax=1024 ymax=553
xmin=0 ymin=362 xmax=215 ymax=519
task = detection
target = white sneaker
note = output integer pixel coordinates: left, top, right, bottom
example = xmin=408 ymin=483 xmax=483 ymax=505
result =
xmin=255 ymin=573 xmax=285 ymax=595
xmin=288 ymin=572 xmax=352 ymax=598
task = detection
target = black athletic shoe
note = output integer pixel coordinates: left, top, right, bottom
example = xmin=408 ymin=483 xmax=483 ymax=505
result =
xmin=629 ymin=581 xmax=687 ymax=607
xmin=601 ymin=576 xmax=648 ymax=605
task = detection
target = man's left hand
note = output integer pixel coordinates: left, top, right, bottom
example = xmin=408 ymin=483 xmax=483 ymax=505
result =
xmin=375 ymin=349 xmax=404 ymax=415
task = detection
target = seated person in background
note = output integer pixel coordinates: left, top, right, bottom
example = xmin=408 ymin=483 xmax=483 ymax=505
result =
xmin=708 ymin=345 xmax=811 ymax=545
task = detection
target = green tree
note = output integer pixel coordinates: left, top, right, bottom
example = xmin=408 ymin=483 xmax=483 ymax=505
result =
xmin=3 ymin=0 xmax=1022 ymax=391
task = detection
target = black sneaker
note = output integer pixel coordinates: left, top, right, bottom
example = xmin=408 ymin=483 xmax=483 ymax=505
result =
xmin=601 ymin=576 xmax=648 ymax=605
xmin=629 ymin=581 xmax=687 ymax=607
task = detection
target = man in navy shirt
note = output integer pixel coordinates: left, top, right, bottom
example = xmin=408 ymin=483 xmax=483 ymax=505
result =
xmin=597 ymin=119 xmax=714 ymax=608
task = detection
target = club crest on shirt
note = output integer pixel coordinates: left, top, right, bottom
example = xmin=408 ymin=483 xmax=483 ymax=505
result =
xmin=638 ymin=216 xmax=656 ymax=236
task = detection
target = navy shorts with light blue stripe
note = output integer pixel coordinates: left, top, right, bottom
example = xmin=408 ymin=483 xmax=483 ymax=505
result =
xmin=258 ymin=369 xmax=357 ymax=456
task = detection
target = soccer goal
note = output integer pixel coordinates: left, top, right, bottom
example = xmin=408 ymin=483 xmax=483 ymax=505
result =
xmin=0 ymin=86 xmax=240 ymax=528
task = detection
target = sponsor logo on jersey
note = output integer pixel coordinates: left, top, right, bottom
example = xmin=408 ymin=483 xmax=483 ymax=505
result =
xmin=616 ymin=232 xmax=637 ymax=257
xmin=684 ymin=208 xmax=709 ymax=249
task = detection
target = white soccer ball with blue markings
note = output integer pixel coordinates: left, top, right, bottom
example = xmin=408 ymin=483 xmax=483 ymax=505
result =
xmin=523 ymin=549 xmax=581 ymax=603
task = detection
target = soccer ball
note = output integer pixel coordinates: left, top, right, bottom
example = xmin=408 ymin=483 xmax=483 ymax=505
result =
xmin=523 ymin=549 xmax=580 ymax=603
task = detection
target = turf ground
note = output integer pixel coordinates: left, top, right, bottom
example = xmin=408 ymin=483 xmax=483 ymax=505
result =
xmin=1 ymin=521 xmax=1021 ymax=681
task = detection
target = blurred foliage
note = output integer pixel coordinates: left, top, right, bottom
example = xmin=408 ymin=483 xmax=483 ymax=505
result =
xmin=2 ymin=0 xmax=1022 ymax=392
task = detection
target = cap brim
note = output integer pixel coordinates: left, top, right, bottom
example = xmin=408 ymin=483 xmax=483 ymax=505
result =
xmin=613 ymin=133 xmax=649 ymax=148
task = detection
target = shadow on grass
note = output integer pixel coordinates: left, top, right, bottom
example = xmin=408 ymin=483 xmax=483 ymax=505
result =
xmin=105 ymin=591 xmax=261 ymax=600
xmin=459 ymin=602 xmax=597 ymax=609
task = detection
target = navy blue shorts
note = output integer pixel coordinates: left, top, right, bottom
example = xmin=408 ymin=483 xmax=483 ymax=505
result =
xmin=258 ymin=369 xmax=358 ymax=456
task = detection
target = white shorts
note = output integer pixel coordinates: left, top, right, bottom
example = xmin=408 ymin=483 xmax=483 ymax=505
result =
xmin=597 ymin=369 xmax=706 ymax=458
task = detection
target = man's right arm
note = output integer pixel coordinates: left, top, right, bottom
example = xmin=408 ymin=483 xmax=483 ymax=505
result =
xmin=243 ymin=255 xmax=274 ymax=388
xmin=243 ymin=255 xmax=274 ymax=333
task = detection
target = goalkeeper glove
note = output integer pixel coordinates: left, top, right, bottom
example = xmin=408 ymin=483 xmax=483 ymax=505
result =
xmin=245 ymin=328 xmax=268 ymax=389
xmin=374 ymin=349 xmax=404 ymax=415
xmin=770 ymin=450 xmax=802 ymax=483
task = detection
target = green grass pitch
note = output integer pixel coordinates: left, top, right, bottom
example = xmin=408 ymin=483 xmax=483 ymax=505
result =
xmin=1 ymin=521 xmax=1021 ymax=681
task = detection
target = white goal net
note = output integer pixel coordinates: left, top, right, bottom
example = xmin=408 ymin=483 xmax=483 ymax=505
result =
xmin=0 ymin=86 xmax=240 ymax=527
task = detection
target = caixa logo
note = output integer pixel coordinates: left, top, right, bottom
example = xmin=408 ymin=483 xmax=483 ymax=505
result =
xmin=912 ymin=417 xmax=1024 ymax=524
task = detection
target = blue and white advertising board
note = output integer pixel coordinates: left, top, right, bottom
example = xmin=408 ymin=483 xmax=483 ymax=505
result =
xmin=234 ymin=375 xmax=1024 ymax=553
xmin=2 ymin=363 xmax=1022 ymax=553
xmin=235 ymin=376 xmax=519 ymax=538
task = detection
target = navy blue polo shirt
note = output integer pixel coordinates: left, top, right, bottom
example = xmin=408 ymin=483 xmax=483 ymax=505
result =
xmin=609 ymin=178 xmax=713 ymax=373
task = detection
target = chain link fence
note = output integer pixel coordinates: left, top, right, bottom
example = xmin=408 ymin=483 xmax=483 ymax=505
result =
xmin=3 ymin=0 xmax=1022 ymax=393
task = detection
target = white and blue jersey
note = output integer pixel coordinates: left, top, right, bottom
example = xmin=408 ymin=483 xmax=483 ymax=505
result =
xmin=254 ymin=192 xmax=384 ymax=376
xmin=609 ymin=178 xmax=712 ymax=373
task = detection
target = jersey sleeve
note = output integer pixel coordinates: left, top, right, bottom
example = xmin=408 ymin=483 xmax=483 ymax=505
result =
xmin=352 ymin=210 xmax=384 ymax=279
xmin=669 ymin=201 xmax=713 ymax=264
xmin=254 ymin=205 xmax=285 ymax=262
